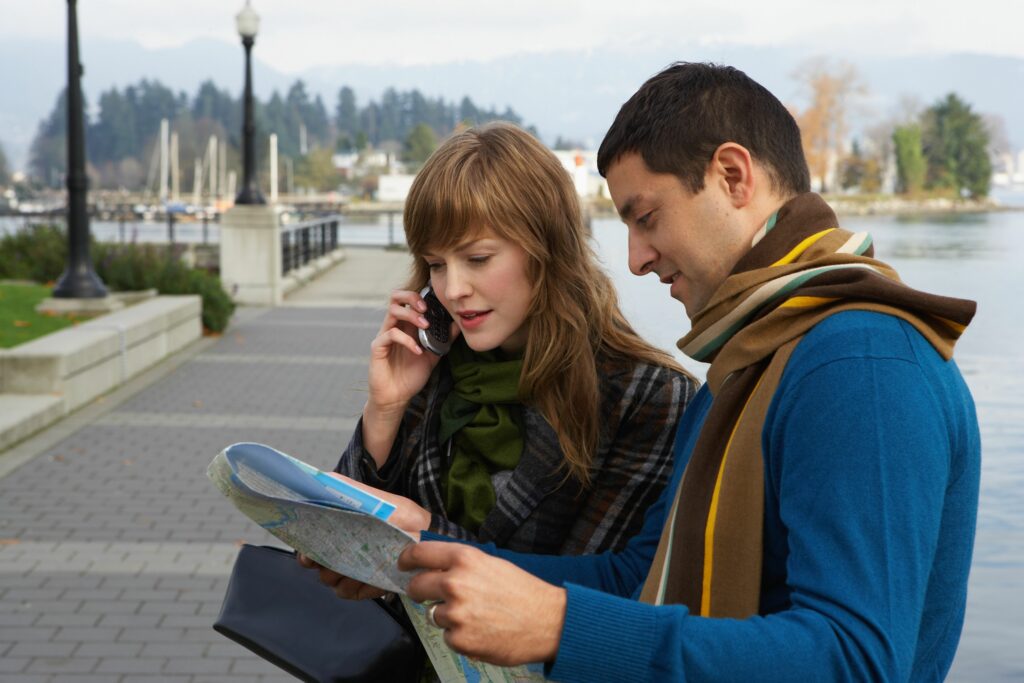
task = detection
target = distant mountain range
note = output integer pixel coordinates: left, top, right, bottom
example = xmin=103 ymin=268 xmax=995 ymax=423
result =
xmin=2 ymin=36 xmax=1022 ymax=172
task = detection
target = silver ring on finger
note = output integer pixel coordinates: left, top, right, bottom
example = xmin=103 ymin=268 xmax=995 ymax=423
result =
xmin=426 ymin=602 xmax=442 ymax=629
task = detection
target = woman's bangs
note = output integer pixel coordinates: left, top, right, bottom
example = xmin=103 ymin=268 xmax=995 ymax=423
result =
xmin=406 ymin=162 xmax=491 ymax=255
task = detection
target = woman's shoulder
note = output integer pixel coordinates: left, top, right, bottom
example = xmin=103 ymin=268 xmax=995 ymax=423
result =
xmin=594 ymin=350 xmax=698 ymax=405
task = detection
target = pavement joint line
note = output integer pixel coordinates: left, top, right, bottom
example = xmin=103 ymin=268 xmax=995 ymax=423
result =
xmin=1 ymin=542 xmax=259 ymax=576
xmin=244 ymin=318 xmax=382 ymax=328
xmin=190 ymin=353 xmax=368 ymax=365
xmin=0 ymin=307 xmax=272 ymax=482
xmin=92 ymin=413 xmax=358 ymax=431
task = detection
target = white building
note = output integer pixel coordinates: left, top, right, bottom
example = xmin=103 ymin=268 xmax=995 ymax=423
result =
xmin=552 ymin=149 xmax=606 ymax=197
xmin=377 ymin=174 xmax=416 ymax=202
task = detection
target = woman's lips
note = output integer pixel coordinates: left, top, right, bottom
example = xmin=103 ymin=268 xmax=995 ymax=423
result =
xmin=457 ymin=310 xmax=491 ymax=330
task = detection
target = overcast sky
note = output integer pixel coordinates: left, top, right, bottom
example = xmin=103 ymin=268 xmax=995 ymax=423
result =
xmin=4 ymin=0 xmax=1020 ymax=73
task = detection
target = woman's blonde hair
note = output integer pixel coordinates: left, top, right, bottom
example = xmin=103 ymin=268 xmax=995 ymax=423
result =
xmin=404 ymin=122 xmax=686 ymax=485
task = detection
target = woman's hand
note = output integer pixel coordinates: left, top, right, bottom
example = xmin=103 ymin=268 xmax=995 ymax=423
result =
xmin=399 ymin=542 xmax=566 ymax=667
xmin=367 ymin=289 xmax=456 ymax=415
xmin=324 ymin=473 xmax=432 ymax=536
xmin=296 ymin=553 xmax=388 ymax=600
xmin=362 ymin=289 xmax=459 ymax=465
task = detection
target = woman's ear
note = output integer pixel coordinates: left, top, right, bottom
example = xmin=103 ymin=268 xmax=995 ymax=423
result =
xmin=708 ymin=142 xmax=756 ymax=208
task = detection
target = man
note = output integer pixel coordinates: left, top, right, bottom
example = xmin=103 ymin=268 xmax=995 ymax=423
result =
xmin=396 ymin=62 xmax=981 ymax=681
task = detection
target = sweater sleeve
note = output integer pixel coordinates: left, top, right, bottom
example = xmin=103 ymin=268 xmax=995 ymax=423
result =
xmin=549 ymin=325 xmax=968 ymax=681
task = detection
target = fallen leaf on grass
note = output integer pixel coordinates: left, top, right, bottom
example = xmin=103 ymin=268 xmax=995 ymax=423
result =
xmin=12 ymin=320 xmax=31 ymax=328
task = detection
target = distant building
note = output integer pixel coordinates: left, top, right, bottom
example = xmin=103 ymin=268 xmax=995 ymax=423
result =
xmin=552 ymin=149 xmax=606 ymax=197
xmin=378 ymin=174 xmax=416 ymax=202
xmin=332 ymin=152 xmax=359 ymax=179
xmin=992 ymin=149 xmax=1024 ymax=187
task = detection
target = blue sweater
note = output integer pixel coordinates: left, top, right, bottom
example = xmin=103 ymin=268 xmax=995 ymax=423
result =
xmin=432 ymin=311 xmax=980 ymax=682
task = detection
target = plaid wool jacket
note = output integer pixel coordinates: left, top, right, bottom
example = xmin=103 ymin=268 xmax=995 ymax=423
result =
xmin=337 ymin=353 xmax=697 ymax=555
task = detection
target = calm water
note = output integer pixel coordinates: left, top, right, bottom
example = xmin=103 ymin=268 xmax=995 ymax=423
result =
xmin=592 ymin=210 xmax=1024 ymax=681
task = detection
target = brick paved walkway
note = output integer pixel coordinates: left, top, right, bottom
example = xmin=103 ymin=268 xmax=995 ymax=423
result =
xmin=0 ymin=302 xmax=388 ymax=682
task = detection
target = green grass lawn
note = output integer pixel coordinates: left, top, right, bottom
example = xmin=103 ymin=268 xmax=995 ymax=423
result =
xmin=0 ymin=282 xmax=80 ymax=348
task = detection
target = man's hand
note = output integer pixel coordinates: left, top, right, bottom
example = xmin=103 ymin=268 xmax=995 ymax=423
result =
xmin=399 ymin=542 xmax=566 ymax=667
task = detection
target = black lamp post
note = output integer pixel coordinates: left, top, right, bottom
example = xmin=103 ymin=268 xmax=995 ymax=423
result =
xmin=53 ymin=0 xmax=108 ymax=298
xmin=234 ymin=1 xmax=265 ymax=205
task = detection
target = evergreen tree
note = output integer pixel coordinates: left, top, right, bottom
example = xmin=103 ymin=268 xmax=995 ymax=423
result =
xmin=360 ymin=102 xmax=381 ymax=147
xmin=404 ymin=123 xmax=438 ymax=165
xmin=192 ymin=80 xmax=238 ymax=133
xmin=29 ymin=88 xmax=73 ymax=185
xmin=377 ymin=88 xmax=402 ymax=144
xmin=335 ymin=86 xmax=358 ymax=137
xmin=283 ymin=81 xmax=330 ymax=151
xmin=309 ymin=94 xmax=331 ymax=145
xmin=25 ymin=78 xmax=533 ymax=189
xmin=921 ymin=93 xmax=992 ymax=198
xmin=0 ymin=141 xmax=9 ymax=185
xmin=262 ymin=92 xmax=296 ymax=156
xmin=126 ymin=80 xmax=184 ymax=151
xmin=459 ymin=96 xmax=478 ymax=125
xmin=893 ymin=124 xmax=926 ymax=195
xmin=90 ymin=88 xmax=138 ymax=163
xmin=335 ymin=134 xmax=354 ymax=153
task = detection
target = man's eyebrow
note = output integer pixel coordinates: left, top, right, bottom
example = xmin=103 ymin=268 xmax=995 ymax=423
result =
xmin=618 ymin=195 xmax=640 ymax=221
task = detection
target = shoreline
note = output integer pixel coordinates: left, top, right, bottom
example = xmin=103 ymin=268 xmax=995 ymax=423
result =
xmin=585 ymin=194 xmax=1022 ymax=219
xmin=823 ymin=195 xmax=1018 ymax=217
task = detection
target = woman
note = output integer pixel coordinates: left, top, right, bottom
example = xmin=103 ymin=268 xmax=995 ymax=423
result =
xmin=315 ymin=123 xmax=697 ymax=589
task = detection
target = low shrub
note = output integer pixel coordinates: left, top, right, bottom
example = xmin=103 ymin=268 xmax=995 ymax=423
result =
xmin=0 ymin=226 xmax=235 ymax=333
xmin=0 ymin=224 xmax=66 ymax=282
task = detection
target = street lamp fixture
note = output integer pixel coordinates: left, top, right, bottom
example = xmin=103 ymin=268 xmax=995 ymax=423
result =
xmin=53 ymin=0 xmax=108 ymax=298
xmin=234 ymin=1 xmax=265 ymax=205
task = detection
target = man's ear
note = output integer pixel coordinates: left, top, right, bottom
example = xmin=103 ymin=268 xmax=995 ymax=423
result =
xmin=708 ymin=142 xmax=755 ymax=208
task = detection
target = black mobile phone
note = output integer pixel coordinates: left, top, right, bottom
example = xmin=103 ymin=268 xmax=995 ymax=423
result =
xmin=417 ymin=286 xmax=454 ymax=355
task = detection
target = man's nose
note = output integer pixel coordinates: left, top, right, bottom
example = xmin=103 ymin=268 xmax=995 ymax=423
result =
xmin=628 ymin=230 xmax=656 ymax=276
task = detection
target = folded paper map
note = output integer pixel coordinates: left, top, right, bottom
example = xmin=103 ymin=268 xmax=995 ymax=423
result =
xmin=207 ymin=441 xmax=417 ymax=593
xmin=208 ymin=441 xmax=546 ymax=682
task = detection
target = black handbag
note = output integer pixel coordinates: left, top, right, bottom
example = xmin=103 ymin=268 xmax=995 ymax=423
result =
xmin=213 ymin=544 xmax=424 ymax=683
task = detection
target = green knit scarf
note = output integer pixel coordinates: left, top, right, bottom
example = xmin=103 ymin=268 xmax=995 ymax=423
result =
xmin=437 ymin=340 xmax=525 ymax=534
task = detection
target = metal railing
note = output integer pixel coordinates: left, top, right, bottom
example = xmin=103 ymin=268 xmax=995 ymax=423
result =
xmin=281 ymin=215 xmax=340 ymax=275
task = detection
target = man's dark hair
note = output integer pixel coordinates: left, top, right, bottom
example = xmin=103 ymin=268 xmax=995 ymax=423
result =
xmin=597 ymin=62 xmax=811 ymax=196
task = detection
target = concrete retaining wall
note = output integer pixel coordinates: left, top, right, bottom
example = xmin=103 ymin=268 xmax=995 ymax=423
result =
xmin=0 ymin=295 xmax=202 ymax=450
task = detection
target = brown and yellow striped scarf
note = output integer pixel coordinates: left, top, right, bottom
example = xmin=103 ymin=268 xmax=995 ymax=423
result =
xmin=638 ymin=193 xmax=976 ymax=617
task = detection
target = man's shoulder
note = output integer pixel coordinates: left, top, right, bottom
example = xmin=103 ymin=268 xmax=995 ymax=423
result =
xmin=790 ymin=309 xmax=931 ymax=371
xmin=780 ymin=309 xmax=973 ymax=415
